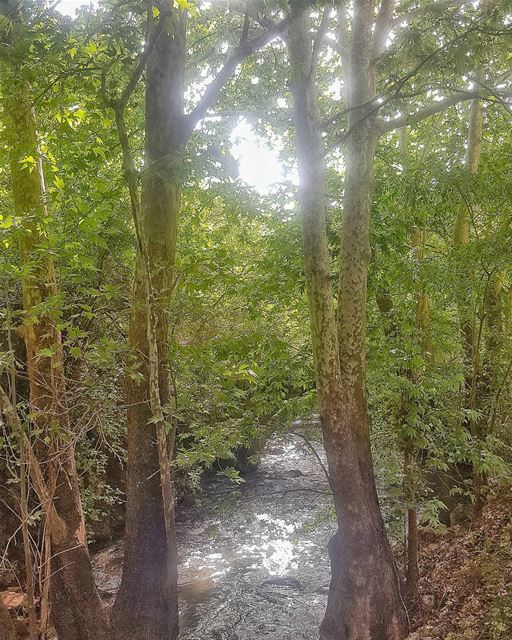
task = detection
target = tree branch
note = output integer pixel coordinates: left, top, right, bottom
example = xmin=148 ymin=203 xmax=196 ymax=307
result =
xmin=391 ymin=0 xmax=467 ymax=28
xmin=372 ymin=0 xmax=394 ymax=58
xmin=0 ymin=385 xmax=50 ymax=507
xmin=183 ymin=15 xmax=293 ymax=138
xmin=380 ymin=22 xmax=480 ymax=106
xmin=290 ymin=431 xmax=333 ymax=492
xmin=241 ymin=10 xmax=250 ymax=42
xmin=117 ymin=10 xmax=167 ymax=109
xmin=311 ymin=6 xmax=331 ymax=76
xmin=377 ymin=86 xmax=512 ymax=133
xmin=470 ymin=75 xmax=512 ymax=116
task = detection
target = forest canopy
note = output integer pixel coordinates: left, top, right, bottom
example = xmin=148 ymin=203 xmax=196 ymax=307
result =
xmin=0 ymin=0 xmax=511 ymax=639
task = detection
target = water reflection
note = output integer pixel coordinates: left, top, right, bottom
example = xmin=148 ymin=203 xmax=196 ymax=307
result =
xmin=93 ymin=435 xmax=336 ymax=640
xmin=176 ymin=435 xmax=336 ymax=639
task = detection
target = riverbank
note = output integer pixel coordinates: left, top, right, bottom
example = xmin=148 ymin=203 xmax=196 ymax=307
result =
xmin=407 ymin=490 xmax=512 ymax=640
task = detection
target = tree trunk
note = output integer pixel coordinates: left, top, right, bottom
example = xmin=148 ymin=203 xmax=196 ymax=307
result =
xmin=19 ymin=439 xmax=38 ymax=640
xmin=328 ymin=122 xmax=406 ymax=640
xmin=473 ymin=270 xmax=504 ymax=514
xmin=404 ymin=447 xmax=419 ymax=601
xmin=452 ymin=89 xmax=487 ymax=514
xmin=483 ymin=271 xmax=504 ymax=417
xmin=329 ymin=1 xmax=407 ymax=636
xmin=287 ymin=7 xmax=407 ymax=639
xmin=401 ymin=127 xmax=433 ymax=601
xmin=2 ymin=42 xmax=108 ymax=640
xmin=110 ymin=11 xmax=184 ymax=640
xmin=454 ymin=95 xmax=482 ymax=390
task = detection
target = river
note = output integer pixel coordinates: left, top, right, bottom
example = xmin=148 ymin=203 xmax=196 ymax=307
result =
xmin=93 ymin=434 xmax=336 ymax=639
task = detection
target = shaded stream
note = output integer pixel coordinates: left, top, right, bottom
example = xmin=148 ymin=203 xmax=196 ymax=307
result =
xmin=93 ymin=435 xmax=336 ymax=639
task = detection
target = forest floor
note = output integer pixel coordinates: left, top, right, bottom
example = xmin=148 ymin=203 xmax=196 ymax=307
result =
xmin=407 ymin=489 xmax=512 ymax=640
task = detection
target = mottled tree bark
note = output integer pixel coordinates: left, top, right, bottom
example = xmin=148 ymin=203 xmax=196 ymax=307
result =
xmin=329 ymin=123 xmax=406 ymax=640
xmin=110 ymin=10 xmax=185 ymax=640
xmin=287 ymin=5 xmax=407 ymax=639
xmin=327 ymin=1 xmax=407 ymax=637
xmin=1 ymin=30 xmax=108 ymax=640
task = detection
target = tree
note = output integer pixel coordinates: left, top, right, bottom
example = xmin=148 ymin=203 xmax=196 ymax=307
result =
xmin=0 ymin=6 xmax=107 ymax=639
xmin=106 ymin=5 xmax=292 ymax=638
xmin=287 ymin=4 xmax=408 ymax=638
xmin=287 ymin=0 xmax=511 ymax=636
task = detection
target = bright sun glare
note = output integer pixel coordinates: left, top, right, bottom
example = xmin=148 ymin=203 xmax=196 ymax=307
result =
xmin=57 ymin=0 xmax=284 ymax=193
xmin=230 ymin=120 xmax=284 ymax=192
xmin=57 ymin=0 xmax=91 ymax=16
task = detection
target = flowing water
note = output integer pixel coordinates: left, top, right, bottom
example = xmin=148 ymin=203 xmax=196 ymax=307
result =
xmin=93 ymin=434 xmax=336 ymax=639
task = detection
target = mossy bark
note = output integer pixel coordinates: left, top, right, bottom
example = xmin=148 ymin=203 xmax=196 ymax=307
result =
xmin=110 ymin=11 xmax=185 ymax=640
xmin=287 ymin=7 xmax=407 ymax=639
xmin=2 ymin=38 xmax=107 ymax=640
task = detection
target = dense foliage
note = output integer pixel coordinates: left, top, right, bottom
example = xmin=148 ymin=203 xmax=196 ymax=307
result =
xmin=0 ymin=0 xmax=511 ymax=638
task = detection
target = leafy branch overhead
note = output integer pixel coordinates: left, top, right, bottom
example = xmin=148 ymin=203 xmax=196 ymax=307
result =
xmin=0 ymin=1 xmax=511 ymax=640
